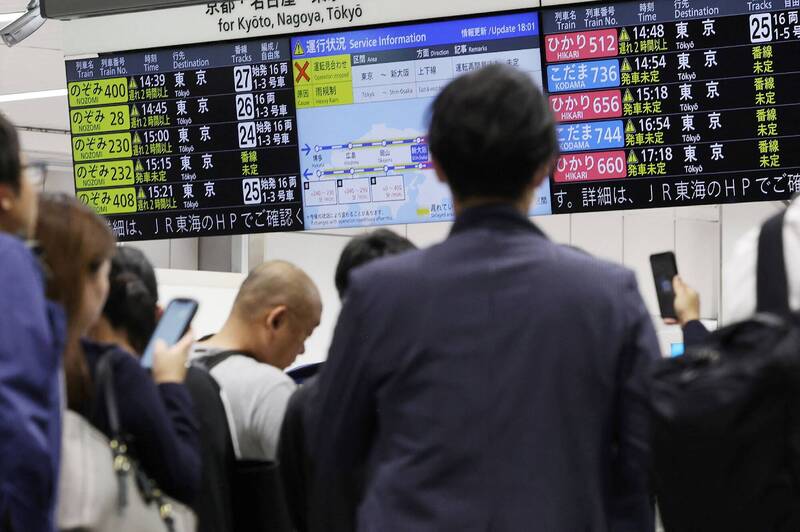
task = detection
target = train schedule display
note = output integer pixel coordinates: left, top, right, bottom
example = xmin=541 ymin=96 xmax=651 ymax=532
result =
xmin=541 ymin=0 xmax=800 ymax=213
xmin=65 ymin=1 xmax=800 ymax=240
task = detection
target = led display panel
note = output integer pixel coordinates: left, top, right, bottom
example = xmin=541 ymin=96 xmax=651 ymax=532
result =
xmin=65 ymin=11 xmax=546 ymax=240
xmin=66 ymin=1 xmax=799 ymax=240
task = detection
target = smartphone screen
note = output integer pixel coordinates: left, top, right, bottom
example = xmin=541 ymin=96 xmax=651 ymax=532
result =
xmin=650 ymin=252 xmax=679 ymax=319
xmin=141 ymin=298 xmax=198 ymax=368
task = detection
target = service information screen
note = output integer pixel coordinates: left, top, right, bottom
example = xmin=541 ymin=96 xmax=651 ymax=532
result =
xmin=542 ymin=0 xmax=800 ymax=213
xmin=291 ymin=13 xmax=548 ymax=229
xmin=64 ymin=12 xmax=547 ymax=241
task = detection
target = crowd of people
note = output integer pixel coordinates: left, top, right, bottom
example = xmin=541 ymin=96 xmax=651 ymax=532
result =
xmin=0 ymin=64 xmax=798 ymax=532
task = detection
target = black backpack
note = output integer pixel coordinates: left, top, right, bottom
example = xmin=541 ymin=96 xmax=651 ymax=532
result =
xmin=651 ymin=210 xmax=800 ymax=532
xmin=193 ymin=351 xmax=293 ymax=532
xmin=183 ymin=365 xmax=236 ymax=532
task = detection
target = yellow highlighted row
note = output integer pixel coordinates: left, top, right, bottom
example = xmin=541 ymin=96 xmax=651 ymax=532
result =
xmin=68 ymin=78 xmax=129 ymax=108
xmin=74 ymin=160 xmax=135 ymax=189
xmin=76 ymin=187 xmax=137 ymax=215
xmin=72 ymin=133 xmax=132 ymax=162
xmin=70 ymin=105 xmax=130 ymax=135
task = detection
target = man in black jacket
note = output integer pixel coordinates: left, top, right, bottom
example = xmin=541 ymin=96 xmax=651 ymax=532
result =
xmin=305 ymin=65 xmax=661 ymax=532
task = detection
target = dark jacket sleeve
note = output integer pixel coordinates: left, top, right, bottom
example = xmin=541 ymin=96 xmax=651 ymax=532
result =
xmin=0 ymin=238 xmax=63 ymax=532
xmin=682 ymin=320 xmax=710 ymax=348
xmin=89 ymin=347 xmax=201 ymax=505
xmin=609 ymin=272 xmax=660 ymax=532
xmin=278 ymin=382 xmax=315 ymax=532
xmin=306 ymin=282 xmax=376 ymax=532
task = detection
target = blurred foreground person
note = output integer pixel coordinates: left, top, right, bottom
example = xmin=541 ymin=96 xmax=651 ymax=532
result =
xmin=0 ymin=115 xmax=66 ymax=532
xmin=36 ymin=195 xmax=201 ymax=508
xmin=652 ymin=208 xmax=800 ymax=532
xmin=306 ymin=65 xmax=660 ymax=532
xmin=0 ymin=114 xmax=64 ymax=532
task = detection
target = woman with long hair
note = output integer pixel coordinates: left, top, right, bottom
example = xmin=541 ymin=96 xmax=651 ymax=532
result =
xmin=36 ymin=194 xmax=201 ymax=505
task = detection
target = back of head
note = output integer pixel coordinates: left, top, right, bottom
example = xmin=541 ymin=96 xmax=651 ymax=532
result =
xmin=103 ymin=246 xmax=159 ymax=354
xmin=335 ymin=229 xmax=416 ymax=298
xmin=427 ymin=64 xmax=558 ymax=202
xmin=224 ymin=261 xmax=322 ymax=369
xmin=233 ymin=260 xmax=321 ymax=323
xmin=0 ymin=113 xmax=20 ymax=191
xmin=37 ymin=193 xmax=115 ymax=327
xmin=36 ymin=193 xmax=115 ymax=407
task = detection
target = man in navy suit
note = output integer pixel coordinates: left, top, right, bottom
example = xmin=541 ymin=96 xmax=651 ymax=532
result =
xmin=306 ymin=65 xmax=659 ymax=532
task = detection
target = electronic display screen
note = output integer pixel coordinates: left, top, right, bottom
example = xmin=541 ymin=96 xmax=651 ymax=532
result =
xmin=292 ymin=14 xmax=547 ymax=229
xmin=541 ymin=0 xmax=800 ymax=213
xmin=64 ymin=12 xmax=547 ymax=240
xmin=65 ymin=1 xmax=800 ymax=241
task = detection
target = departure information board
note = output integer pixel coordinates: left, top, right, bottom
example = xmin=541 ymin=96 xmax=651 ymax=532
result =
xmin=541 ymin=0 xmax=800 ymax=213
xmin=65 ymin=12 xmax=546 ymax=240
xmin=66 ymin=38 xmax=302 ymax=240
xmin=66 ymin=1 xmax=800 ymax=240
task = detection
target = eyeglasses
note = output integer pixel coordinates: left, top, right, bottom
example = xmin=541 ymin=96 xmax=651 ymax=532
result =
xmin=22 ymin=163 xmax=47 ymax=189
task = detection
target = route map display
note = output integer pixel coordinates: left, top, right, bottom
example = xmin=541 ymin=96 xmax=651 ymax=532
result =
xmin=65 ymin=1 xmax=800 ymax=240
xmin=291 ymin=13 xmax=548 ymax=229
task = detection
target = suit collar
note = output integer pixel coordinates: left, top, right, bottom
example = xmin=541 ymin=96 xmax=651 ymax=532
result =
xmin=450 ymin=203 xmax=546 ymax=238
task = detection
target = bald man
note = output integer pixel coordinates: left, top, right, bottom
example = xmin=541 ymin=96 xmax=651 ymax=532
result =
xmin=192 ymin=260 xmax=322 ymax=461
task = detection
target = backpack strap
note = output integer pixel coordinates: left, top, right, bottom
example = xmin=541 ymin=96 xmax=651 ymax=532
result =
xmin=195 ymin=350 xmax=250 ymax=371
xmin=757 ymin=210 xmax=790 ymax=315
xmin=191 ymin=352 xmax=245 ymax=469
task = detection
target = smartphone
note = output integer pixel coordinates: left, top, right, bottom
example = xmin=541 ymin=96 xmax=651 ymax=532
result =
xmin=141 ymin=298 xmax=198 ymax=369
xmin=650 ymin=252 xmax=679 ymax=320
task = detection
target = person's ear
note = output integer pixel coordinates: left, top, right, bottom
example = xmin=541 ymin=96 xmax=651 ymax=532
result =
xmin=154 ymin=305 xmax=164 ymax=322
xmin=532 ymin=157 xmax=557 ymax=189
xmin=432 ymin=158 xmax=448 ymax=185
xmin=0 ymin=184 xmax=16 ymax=212
xmin=266 ymin=305 xmax=289 ymax=331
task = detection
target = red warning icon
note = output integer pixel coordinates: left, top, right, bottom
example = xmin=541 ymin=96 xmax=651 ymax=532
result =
xmin=295 ymin=61 xmax=310 ymax=83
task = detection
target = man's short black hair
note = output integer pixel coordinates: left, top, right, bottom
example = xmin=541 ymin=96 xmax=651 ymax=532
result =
xmin=427 ymin=64 xmax=558 ymax=202
xmin=0 ymin=113 xmax=21 ymax=191
xmin=335 ymin=229 xmax=416 ymax=299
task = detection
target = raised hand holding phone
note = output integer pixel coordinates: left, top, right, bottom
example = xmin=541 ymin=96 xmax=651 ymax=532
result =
xmin=671 ymin=276 xmax=701 ymax=327
xmin=152 ymin=331 xmax=195 ymax=384
xmin=141 ymin=298 xmax=198 ymax=377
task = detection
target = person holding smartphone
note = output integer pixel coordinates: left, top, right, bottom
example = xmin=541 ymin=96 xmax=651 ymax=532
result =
xmin=0 ymin=114 xmax=65 ymax=532
xmin=36 ymin=194 xmax=201 ymax=507
xmin=651 ymin=252 xmax=709 ymax=347
xmin=89 ymin=246 xmax=234 ymax=532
